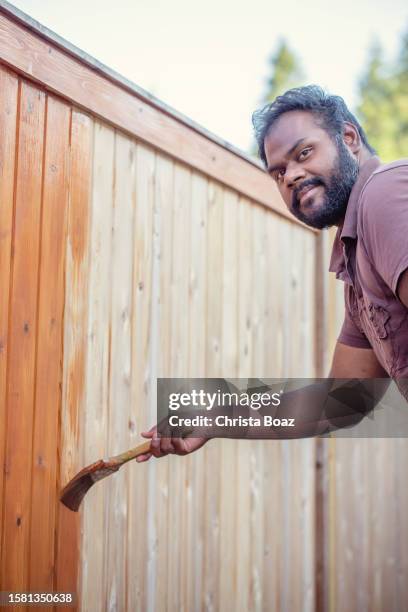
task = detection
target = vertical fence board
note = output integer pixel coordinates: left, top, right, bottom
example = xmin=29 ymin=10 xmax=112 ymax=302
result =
xmin=29 ymin=95 xmax=71 ymax=592
xmin=126 ymin=143 xmax=155 ymax=612
xmin=146 ymin=146 xmax=161 ymax=612
xmin=80 ymin=122 xmax=115 ymax=611
xmin=262 ymin=210 xmax=282 ymax=612
xmin=0 ymin=66 xmax=18 ymax=546
xmin=278 ymin=219 xmax=292 ymax=378
xmin=235 ymin=196 xmax=253 ymax=612
xmin=249 ymin=204 xmax=267 ymax=612
xmin=104 ymin=132 xmax=136 ymax=611
xmin=285 ymin=226 xmax=304 ymax=610
xmin=218 ymin=189 xmax=239 ymax=611
xmin=264 ymin=208 xmax=281 ymax=378
xmin=396 ymin=439 xmax=408 ymax=608
xmin=168 ymin=163 xmax=191 ymax=612
xmin=1 ymin=81 xmax=45 ymax=595
xmin=153 ymin=154 xmax=174 ymax=612
xmin=185 ymin=172 xmax=208 ymax=611
xmin=202 ymin=181 xmax=224 ymax=610
xmin=56 ymin=110 xmax=94 ymax=600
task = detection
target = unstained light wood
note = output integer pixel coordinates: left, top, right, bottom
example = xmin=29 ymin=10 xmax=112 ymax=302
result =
xmin=80 ymin=122 xmax=115 ymax=611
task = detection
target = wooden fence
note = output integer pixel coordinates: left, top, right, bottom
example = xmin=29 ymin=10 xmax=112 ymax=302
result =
xmin=0 ymin=3 xmax=407 ymax=611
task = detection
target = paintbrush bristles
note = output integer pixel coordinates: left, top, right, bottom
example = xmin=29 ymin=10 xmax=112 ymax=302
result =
xmin=60 ymin=440 xmax=152 ymax=512
xmin=60 ymin=459 xmax=121 ymax=512
xmin=60 ymin=474 xmax=96 ymax=512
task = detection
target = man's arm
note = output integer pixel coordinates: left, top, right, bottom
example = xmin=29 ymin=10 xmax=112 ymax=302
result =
xmin=328 ymin=341 xmax=391 ymax=378
xmin=396 ymin=269 xmax=408 ymax=309
xmin=137 ymin=342 xmax=391 ymax=461
xmin=221 ymin=341 xmax=391 ymax=440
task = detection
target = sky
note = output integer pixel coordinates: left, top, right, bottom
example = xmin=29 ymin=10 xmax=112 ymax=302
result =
xmin=9 ymin=0 xmax=408 ymax=154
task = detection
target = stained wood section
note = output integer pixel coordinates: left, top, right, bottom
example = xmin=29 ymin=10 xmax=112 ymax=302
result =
xmin=56 ymin=109 xmax=93 ymax=599
xmin=1 ymin=80 xmax=46 ymax=594
xmin=0 ymin=66 xmax=18 ymax=549
xmin=0 ymin=8 xmax=314 ymax=228
xmin=0 ymin=73 xmax=91 ymax=606
xmin=28 ymin=94 xmax=70 ymax=592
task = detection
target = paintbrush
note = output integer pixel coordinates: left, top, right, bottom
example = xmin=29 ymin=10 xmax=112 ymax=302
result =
xmin=60 ymin=440 xmax=151 ymax=512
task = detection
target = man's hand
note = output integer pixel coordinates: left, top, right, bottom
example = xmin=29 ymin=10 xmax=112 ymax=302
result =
xmin=135 ymin=426 xmax=210 ymax=462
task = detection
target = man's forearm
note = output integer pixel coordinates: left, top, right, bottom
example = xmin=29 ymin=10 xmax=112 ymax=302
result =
xmin=204 ymin=378 xmax=390 ymax=440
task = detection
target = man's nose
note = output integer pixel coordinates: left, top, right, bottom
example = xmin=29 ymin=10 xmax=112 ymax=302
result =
xmin=285 ymin=162 xmax=306 ymax=189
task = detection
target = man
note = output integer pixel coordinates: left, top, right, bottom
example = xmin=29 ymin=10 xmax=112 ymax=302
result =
xmin=138 ymin=85 xmax=408 ymax=461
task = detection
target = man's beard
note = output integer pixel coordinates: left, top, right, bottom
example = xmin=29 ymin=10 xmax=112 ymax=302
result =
xmin=290 ymin=140 xmax=360 ymax=230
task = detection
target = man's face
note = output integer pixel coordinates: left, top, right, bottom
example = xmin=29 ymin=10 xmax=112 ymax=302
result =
xmin=263 ymin=110 xmax=359 ymax=229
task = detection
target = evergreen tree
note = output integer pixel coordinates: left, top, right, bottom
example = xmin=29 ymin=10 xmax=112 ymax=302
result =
xmin=356 ymin=29 xmax=408 ymax=161
xmin=393 ymin=28 xmax=408 ymax=155
xmin=251 ymin=39 xmax=304 ymax=156
xmin=263 ymin=39 xmax=305 ymax=103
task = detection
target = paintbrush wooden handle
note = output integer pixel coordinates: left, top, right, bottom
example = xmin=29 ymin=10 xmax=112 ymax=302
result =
xmin=108 ymin=426 xmax=195 ymax=468
xmin=109 ymin=440 xmax=152 ymax=467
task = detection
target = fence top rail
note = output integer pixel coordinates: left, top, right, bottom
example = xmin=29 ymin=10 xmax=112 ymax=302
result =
xmin=0 ymin=0 xmax=315 ymax=231
xmin=0 ymin=0 xmax=260 ymax=169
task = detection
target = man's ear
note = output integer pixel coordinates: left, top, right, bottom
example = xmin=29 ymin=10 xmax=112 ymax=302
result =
xmin=342 ymin=122 xmax=361 ymax=154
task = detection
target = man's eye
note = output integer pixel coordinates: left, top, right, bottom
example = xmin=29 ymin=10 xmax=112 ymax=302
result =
xmin=273 ymin=169 xmax=285 ymax=181
xmin=298 ymin=148 xmax=311 ymax=160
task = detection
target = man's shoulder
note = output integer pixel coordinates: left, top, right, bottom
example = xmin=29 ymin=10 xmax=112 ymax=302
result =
xmin=355 ymin=157 xmax=408 ymax=269
xmin=375 ymin=158 xmax=408 ymax=171
xmin=362 ymin=158 xmax=408 ymax=195
xmin=358 ymin=158 xmax=408 ymax=222
xmin=354 ymin=158 xmax=408 ymax=296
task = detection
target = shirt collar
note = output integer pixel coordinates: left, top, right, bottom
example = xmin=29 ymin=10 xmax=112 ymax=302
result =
xmin=328 ymin=156 xmax=381 ymax=281
xmin=339 ymin=155 xmax=381 ymax=240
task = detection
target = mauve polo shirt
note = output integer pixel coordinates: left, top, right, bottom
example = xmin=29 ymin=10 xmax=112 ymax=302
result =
xmin=329 ymin=156 xmax=408 ymax=400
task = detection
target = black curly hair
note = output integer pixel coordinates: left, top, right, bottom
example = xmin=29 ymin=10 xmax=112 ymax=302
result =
xmin=252 ymin=85 xmax=376 ymax=167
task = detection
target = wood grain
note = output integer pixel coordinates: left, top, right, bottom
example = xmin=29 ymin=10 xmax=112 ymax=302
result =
xmin=56 ymin=109 xmax=93 ymax=601
xmin=168 ymin=163 xmax=191 ymax=611
xmin=127 ymin=143 xmax=155 ymax=612
xmin=0 ymin=66 xmax=18 ymax=554
xmin=0 ymin=10 xmax=314 ymax=230
xmin=80 ymin=122 xmax=115 ymax=610
xmin=249 ymin=204 xmax=267 ymax=612
xmin=3 ymin=17 xmax=403 ymax=611
xmin=185 ymin=172 xmax=208 ymax=611
xmin=29 ymin=95 xmax=70 ymax=592
xmin=1 ymin=80 xmax=45 ymax=595
xmin=202 ymin=181 xmax=224 ymax=610
xmin=104 ymin=131 xmax=136 ymax=611
xmin=218 ymin=189 xmax=239 ymax=611
xmin=235 ymin=196 xmax=253 ymax=612
xmin=153 ymin=153 xmax=174 ymax=612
